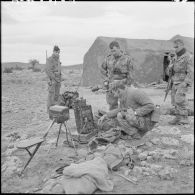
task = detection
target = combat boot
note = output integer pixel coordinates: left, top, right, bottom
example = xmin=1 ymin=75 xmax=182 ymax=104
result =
xmin=178 ymin=116 xmax=189 ymax=125
xmin=168 ymin=115 xmax=181 ymax=125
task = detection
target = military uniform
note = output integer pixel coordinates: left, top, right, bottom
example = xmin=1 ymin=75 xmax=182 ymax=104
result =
xmin=168 ymin=49 xmax=192 ymax=124
xmin=105 ymin=87 xmax=156 ymax=138
xmin=100 ymin=51 xmax=134 ymax=110
xmin=45 ymin=54 xmax=61 ymax=112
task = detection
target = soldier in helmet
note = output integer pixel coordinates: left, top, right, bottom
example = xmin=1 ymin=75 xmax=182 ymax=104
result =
xmin=168 ymin=39 xmax=193 ymax=125
xmin=45 ymin=45 xmax=65 ymax=113
xmin=100 ymin=41 xmax=134 ymax=111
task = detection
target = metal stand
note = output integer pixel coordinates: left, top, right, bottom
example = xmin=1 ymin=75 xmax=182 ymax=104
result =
xmin=17 ymin=118 xmax=77 ymax=175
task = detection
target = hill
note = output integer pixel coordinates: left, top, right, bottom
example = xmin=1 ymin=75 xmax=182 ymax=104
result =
xmin=1 ymin=62 xmax=82 ymax=71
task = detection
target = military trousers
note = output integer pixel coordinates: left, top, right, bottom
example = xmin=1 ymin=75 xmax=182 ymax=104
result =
xmin=117 ymin=111 xmax=156 ymax=137
xmin=47 ymin=79 xmax=61 ymax=112
xmin=106 ymin=91 xmax=118 ymax=111
xmin=171 ymin=82 xmax=189 ymax=116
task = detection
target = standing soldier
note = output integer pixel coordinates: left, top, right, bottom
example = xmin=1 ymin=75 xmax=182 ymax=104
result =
xmin=45 ymin=45 xmax=65 ymax=113
xmin=168 ymin=39 xmax=193 ymax=125
xmin=100 ymin=41 xmax=134 ymax=111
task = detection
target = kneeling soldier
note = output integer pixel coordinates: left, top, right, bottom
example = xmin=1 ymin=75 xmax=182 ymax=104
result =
xmin=98 ymin=83 xmax=158 ymax=139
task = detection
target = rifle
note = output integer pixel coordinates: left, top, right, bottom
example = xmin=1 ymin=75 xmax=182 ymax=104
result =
xmin=164 ymin=66 xmax=173 ymax=102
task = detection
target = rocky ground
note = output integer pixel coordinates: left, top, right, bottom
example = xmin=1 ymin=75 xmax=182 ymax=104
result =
xmin=1 ymin=68 xmax=194 ymax=193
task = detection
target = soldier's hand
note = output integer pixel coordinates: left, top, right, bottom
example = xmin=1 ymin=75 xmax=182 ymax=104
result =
xmin=168 ymin=63 xmax=173 ymax=69
xmin=98 ymin=114 xmax=107 ymax=126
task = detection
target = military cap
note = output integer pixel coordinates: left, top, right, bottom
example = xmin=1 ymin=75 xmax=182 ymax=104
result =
xmin=173 ymin=38 xmax=184 ymax=45
xmin=53 ymin=45 xmax=60 ymax=52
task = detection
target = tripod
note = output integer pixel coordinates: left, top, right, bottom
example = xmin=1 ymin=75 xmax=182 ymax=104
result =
xmin=16 ymin=117 xmax=78 ymax=175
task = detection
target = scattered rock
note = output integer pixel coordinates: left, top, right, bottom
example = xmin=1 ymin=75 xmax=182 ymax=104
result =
xmin=3 ymin=147 xmax=18 ymax=156
xmin=148 ymin=169 xmax=157 ymax=175
xmin=142 ymin=171 xmax=150 ymax=176
xmin=179 ymin=159 xmax=194 ymax=166
xmin=163 ymin=153 xmax=177 ymax=159
xmin=161 ymin=137 xmax=179 ymax=146
xmin=140 ymin=161 xmax=149 ymax=167
xmin=138 ymin=152 xmax=148 ymax=161
xmin=2 ymin=156 xmax=23 ymax=177
xmin=180 ymin=134 xmax=194 ymax=145
xmin=167 ymin=149 xmax=178 ymax=156
xmin=150 ymin=138 xmax=161 ymax=145
xmin=7 ymin=143 xmax=15 ymax=149
xmin=142 ymin=167 xmax=150 ymax=172
xmin=150 ymin=164 xmax=163 ymax=172
xmin=5 ymin=132 xmax=21 ymax=142
xmin=132 ymin=166 xmax=143 ymax=175
xmin=151 ymin=128 xmax=160 ymax=133
xmin=136 ymin=149 xmax=142 ymax=155
xmin=152 ymin=152 xmax=161 ymax=161
xmin=157 ymin=126 xmax=181 ymax=135
xmin=158 ymin=166 xmax=177 ymax=180
xmin=146 ymin=156 xmax=153 ymax=161
xmin=77 ymin=148 xmax=88 ymax=157
xmin=145 ymin=141 xmax=153 ymax=147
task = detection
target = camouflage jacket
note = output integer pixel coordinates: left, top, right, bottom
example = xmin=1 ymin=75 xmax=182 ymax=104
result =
xmin=106 ymin=87 xmax=155 ymax=118
xmin=172 ymin=51 xmax=193 ymax=85
xmin=100 ymin=51 xmax=134 ymax=86
xmin=45 ymin=54 xmax=61 ymax=82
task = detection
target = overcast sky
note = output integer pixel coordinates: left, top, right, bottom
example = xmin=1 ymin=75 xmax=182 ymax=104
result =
xmin=1 ymin=1 xmax=194 ymax=66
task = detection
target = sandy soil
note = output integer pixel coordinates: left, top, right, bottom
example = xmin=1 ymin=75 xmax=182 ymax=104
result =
xmin=1 ymin=68 xmax=194 ymax=193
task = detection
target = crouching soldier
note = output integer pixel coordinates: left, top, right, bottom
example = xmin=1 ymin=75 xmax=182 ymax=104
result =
xmin=98 ymin=83 xmax=159 ymax=139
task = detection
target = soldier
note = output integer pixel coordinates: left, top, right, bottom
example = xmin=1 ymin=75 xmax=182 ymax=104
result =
xmin=98 ymin=83 xmax=157 ymax=139
xmin=100 ymin=41 xmax=134 ymax=111
xmin=168 ymin=39 xmax=193 ymax=125
xmin=165 ymin=52 xmax=177 ymax=106
xmin=45 ymin=45 xmax=65 ymax=113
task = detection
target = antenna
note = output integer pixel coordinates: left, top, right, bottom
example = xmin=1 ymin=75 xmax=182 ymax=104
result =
xmin=46 ymin=50 xmax=48 ymax=63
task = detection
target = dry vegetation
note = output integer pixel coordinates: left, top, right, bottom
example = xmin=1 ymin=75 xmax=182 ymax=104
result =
xmin=1 ymin=65 xmax=194 ymax=193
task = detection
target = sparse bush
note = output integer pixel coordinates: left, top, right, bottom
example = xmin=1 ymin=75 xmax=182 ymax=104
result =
xmin=14 ymin=65 xmax=23 ymax=71
xmin=33 ymin=68 xmax=41 ymax=72
xmin=69 ymin=70 xmax=74 ymax=74
xmin=29 ymin=59 xmax=39 ymax=70
xmin=28 ymin=66 xmax=33 ymax=70
xmin=3 ymin=67 xmax=13 ymax=73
